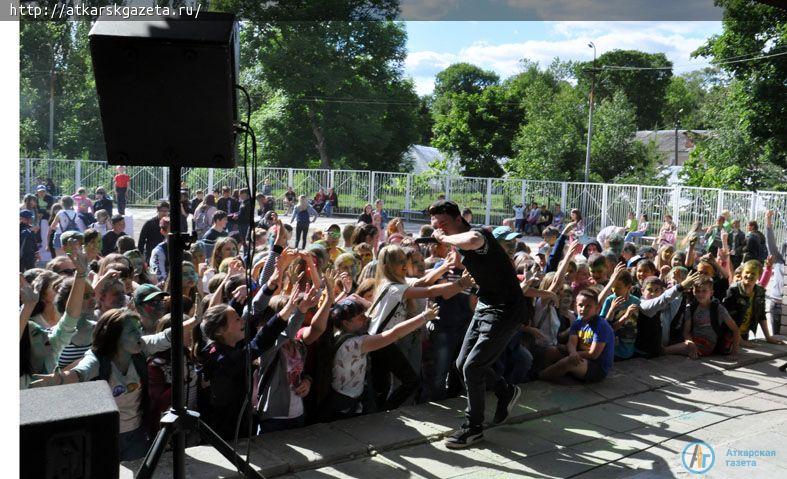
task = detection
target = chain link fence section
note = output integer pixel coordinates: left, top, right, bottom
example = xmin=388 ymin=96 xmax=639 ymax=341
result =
xmin=676 ymin=187 xmax=720 ymax=237
xmin=19 ymin=158 xmax=787 ymax=245
xmin=332 ymin=170 xmax=370 ymax=216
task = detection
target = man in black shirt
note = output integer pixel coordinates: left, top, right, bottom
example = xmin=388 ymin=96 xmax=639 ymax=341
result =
xmin=237 ymin=188 xmax=253 ymax=238
xmin=190 ymin=189 xmax=204 ymax=214
xmin=430 ymin=200 xmax=528 ymax=449
xmin=139 ymin=201 xmax=170 ymax=263
xmin=216 ymin=186 xmax=239 ymax=232
xmin=101 ymin=214 xmax=127 ymax=256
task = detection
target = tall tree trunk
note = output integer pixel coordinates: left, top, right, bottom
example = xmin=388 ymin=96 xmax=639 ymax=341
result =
xmin=306 ymin=106 xmax=330 ymax=169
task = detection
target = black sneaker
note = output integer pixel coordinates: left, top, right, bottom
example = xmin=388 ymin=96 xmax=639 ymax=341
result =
xmin=445 ymin=425 xmax=484 ymax=449
xmin=492 ymin=384 xmax=522 ymax=425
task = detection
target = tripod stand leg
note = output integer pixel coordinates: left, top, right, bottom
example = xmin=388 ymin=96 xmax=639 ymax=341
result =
xmin=136 ymin=421 xmax=174 ymax=479
xmin=197 ymin=419 xmax=265 ymax=479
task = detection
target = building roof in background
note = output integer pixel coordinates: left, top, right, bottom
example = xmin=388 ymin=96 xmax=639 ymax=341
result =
xmin=635 ymin=129 xmax=711 ymax=154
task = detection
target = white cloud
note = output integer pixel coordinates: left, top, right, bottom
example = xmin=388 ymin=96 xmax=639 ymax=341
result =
xmin=405 ymin=22 xmax=720 ymax=94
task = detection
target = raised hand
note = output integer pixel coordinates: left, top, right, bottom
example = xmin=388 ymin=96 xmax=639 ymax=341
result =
xmin=339 ymin=272 xmax=353 ymax=292
xmin=423 ymin=303 xmax=440 ymax=321
xmin=561 ymin=222 xmax=576 ymax=237
xmin=458 ymin=270 xmax=475 ymax=289
xmin=298 ymin=284 xmax=321 ymax=313
xmin=681 ymin=270 xmax=701 ymax=290
xmin=323 ymin=269 xmax=338 ymax=293
xmin=20 ymin=274 xmax=38 ymax=305
xmin=66 ymin=240 xmax=89 ymax=276
xmin=232 ymin=285 xmax=248 ymax=303
xmin=227 ymin=259 xmax=245 ymax=277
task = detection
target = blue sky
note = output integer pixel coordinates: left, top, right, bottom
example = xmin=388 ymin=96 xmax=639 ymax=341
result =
xmin=404 ymin=21 xmax=724 ymax=95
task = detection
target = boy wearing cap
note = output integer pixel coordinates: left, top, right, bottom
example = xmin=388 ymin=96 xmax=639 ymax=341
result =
xmin=35 ymin=185 xmax=54 ymax=219
xmin=20 ymin=210 xmax=38 ymax=271
xmin=430 ymin=200 xmax=529 ymax=449
xmin=133 ymin=284 xmax=170 ymax=334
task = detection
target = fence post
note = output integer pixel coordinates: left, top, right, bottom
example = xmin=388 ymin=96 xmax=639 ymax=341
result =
xmin=207 ymin=168 xmax=214 ymax=193
xmin=601 ymin=184 xmax=609 ymax=228
xmin=635 ymin=186 xmax=642 ymax=219
xmin=329 ymin=170 xmax=335 ymax=188
xmin=717 ymin=190 xmax=724 ymax=216
xmin=485 ymin=178 xmax=493 ymax=226
xmin=750 ymin=192 xmax=758 ymax=219
xmin=162 ymin=167 xmax=169 ymax=199
xmin=25 ymin=158 xmax=32 ymax=194
xmin=445 ymin=176 xmax=451 ymax=199
xmin=560 ymin=182 xmax=567 ymax=210
xmin=672 ymin=186 xmax=681 ymax=232
xmin=288 ymin=168 xmax=294 ymax=189
xmin=369 ymin=172 xmax=376 ymax=204
xmin=405 ymin=174 xmax=412 ymax=213
xmin=521 ymin=180 xmax=527 ymax=206
xmin=75 ymin=159 xmax=82 ymax=188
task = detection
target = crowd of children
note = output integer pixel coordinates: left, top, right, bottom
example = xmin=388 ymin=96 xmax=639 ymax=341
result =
xmin=19 ymin=181 xmax=786 ymax=456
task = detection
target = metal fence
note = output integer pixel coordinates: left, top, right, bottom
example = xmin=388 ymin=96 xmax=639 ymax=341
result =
xmin=19 ymin=158 xmax=787 ymax=244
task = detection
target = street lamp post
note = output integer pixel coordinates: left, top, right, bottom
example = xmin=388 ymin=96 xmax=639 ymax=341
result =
xmin=581 ymin=41 xmax=596 ymax=233
xmin=584 ymin=41 xmax=596 ymax=183
xmin=673 ymin=108 xmax=683 ymax=166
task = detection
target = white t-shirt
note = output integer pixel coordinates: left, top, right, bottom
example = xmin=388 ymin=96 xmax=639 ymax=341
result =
xmin=72 ymin=352 xmax=142 ymax=433
xmin=332 ymin=335 xmax=367 ymax=400
xmin=367 ymin=282 xmax=408 ymax=334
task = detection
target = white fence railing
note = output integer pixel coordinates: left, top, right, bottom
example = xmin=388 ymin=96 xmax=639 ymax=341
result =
xmin=20 ymin=158 xmax=787 ymax=244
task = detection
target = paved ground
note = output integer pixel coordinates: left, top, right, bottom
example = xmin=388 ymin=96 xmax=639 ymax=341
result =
xmin=121 ymin=340 xmax=787 ymax=478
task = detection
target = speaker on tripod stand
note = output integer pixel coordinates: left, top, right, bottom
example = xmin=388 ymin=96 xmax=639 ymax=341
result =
xmin=90 ymin=13 xmax=262 ymax=479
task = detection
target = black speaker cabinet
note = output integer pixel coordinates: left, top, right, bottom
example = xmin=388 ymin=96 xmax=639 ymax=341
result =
xmin=21 ymin=381 xmax=120 ymax=479
xmin=89 ymin=13 xmax=239 ymax=168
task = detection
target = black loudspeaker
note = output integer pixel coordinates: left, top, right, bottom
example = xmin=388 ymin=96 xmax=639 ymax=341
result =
xmin=89 ymin=13 xmax=239 ymax=168
xmin=20 ymin=381 xmax=120 ymax=479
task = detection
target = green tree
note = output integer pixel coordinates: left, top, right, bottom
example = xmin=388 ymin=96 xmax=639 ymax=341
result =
xmin=591 ymin=91 xmax=663 ymax=183
xmin=507 ymin=83 xmax=586 ymax=181
xmin=692 ymin=0 xmax=787 ymax=173
xmin=215 ymin=1 xmax=419 ymax=170
xmin=680 ymin=80 xmax=785 ymax=191
xmin=577 ymin=49 xmax=673 ymax=129
xmin=433 ymin=62 xmax=500 ymax=98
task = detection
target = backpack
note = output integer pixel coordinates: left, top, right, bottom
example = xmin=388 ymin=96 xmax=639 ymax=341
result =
xmin=62 ymin=211 xmax=79 ymax=232
xmin=194 ymin=208 xmax=211 ymax=233
xmin=688 ymin=298 xmax=731 ymax=355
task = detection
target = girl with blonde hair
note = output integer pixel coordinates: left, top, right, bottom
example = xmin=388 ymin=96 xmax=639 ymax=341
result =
xmin=368 ymin=245 xmax=473 ymax=411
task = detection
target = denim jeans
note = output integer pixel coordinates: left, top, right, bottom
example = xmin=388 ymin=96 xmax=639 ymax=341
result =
xmin=116 ymin=187 xmax=127 ymax=215
xmin=428 ymin=327 xmax=467 ymax=401
xmin=456 ymin=298 xmax=525 ymax=428
xmin=323 ymin=201 xmax=333 ymax=217
xmin=370 ymin=342 xmax=420 ymax=411
xmin=118 ymin=426 xmax=149 ymax=462
xmin=295 ymin=221 xmax=309 ymax=249
xmin=495 ymin=330 xmax=534 ymax=384
xmin=766 ymin=299 xmax=783 ymax=336
xmin=625 ymin=230 xmax=646 ymax=242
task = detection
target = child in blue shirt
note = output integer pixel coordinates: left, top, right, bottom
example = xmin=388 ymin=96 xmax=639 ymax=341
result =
xmin=539 ymin=289 xmax=615 ymax=383
xmin=600 ymin=269 xmax=641 ymax=360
